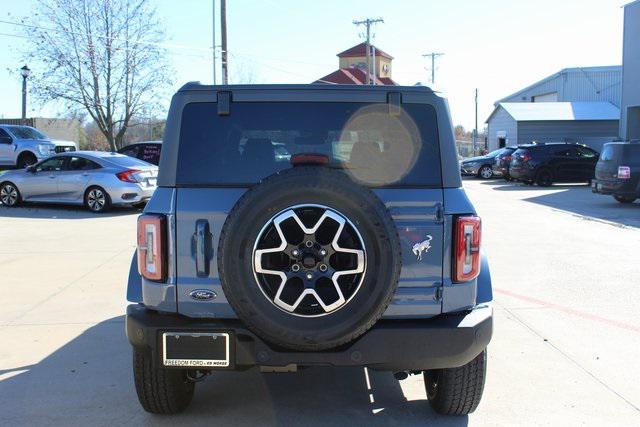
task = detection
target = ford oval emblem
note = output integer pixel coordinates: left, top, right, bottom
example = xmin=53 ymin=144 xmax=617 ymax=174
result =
xmin=189 ymin=289 xmax=217 ymax=301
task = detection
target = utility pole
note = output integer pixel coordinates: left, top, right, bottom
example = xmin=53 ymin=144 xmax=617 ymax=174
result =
xmin=473 ymin=88 xmax=478 ymax=155
xmin=353 ymin=18 xmax=383 ymax=85
xmin=212 ymin=0 xmax=216 ymax=85
xmin=422 ymin=52 xmax=444 ymax=85
xmin=221 ymin=0 xmax=228 ymax=85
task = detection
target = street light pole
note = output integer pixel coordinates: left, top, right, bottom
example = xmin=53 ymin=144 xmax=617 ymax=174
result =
xmin=20 ymin=64 xmax=31 ymax=122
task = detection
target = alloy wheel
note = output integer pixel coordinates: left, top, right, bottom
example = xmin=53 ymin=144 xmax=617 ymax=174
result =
xmin=479 ymin=166 xmax=493 ymax=179
xmin=252 ymin=204 xmax=366 ymax=317
xmin=0 ymin=184 xmax=18 ymax=206
xmin=87 ymin=188 xmax=106 ymax=211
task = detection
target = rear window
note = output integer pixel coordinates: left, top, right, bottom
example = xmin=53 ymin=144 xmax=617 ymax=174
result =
xmin=105 ymin=154 xmax=153 ymax=168
xmin=600 ymin=145 xmax=616 ymax=161
xmin=176 ymin=102 xmax=441 ymax=187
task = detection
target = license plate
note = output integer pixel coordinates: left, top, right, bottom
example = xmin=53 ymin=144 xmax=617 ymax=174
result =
xmin=596 ymin=183 xmax=602 ymax=191
xmin=162 ymin=332 xmax=230 ymax=367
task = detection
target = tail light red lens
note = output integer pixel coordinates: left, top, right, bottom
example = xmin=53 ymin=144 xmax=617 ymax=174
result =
xmin=617 ymin=166 xmax=631 ymax=179
xmin=505 ymin=155 xmax=512 ymax=162
xmin=137 ymin=214 xmax=167 ymax=282
xmin=117 ymin=169 xmax=141 ymax=183
xmin=520 ymin=153 xmax=532 ymax=163
xmin=454 ymin=216 xmax=481 ymax=282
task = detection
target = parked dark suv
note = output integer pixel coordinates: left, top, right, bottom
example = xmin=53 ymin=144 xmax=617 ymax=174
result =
xmin=509 ymin=142 xmax=599 ymax=186
xmin=118 ymin=141 xmax=162 ymax=165
xmin=126 ymin=84 xmax=493 ymax=416
xmin=592 ymin=141 xmax=640 ymax=203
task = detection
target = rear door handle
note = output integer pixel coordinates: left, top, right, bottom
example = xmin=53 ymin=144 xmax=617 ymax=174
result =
xmin=194 ymin=220 xmax=210 ymax=277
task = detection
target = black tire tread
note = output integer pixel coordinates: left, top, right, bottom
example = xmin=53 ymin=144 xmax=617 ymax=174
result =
xmin=217 ymin=166 xmax=402 ymax=351
xmin=133 ymin=348 xmax=195 ymax=414
xmin=425 ymin=350 xmax=487 ymax=416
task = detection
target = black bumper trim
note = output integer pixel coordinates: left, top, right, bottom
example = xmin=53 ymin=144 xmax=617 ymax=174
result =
xmin=126 ymin=304 xmax=492 ymax=371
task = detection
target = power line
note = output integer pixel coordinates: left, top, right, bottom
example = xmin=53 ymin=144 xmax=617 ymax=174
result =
xmin=353 ymin=17 xmax=383 ymax=85
xmin=422 ymin=52 xmax=444 ymax=85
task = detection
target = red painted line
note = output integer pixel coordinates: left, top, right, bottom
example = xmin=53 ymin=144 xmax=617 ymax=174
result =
xmin=494 ymin=288 xmax=640 ymax=334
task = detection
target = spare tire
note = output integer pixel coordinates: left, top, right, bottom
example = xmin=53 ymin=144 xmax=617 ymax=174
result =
xmin=218 ymin=166 xmax=401 ymax=351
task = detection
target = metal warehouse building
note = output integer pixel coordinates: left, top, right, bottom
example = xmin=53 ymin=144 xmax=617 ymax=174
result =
xmin=486 ymin=66 xmax=622 ymax=151
xmin=620 ymin=0 xmax=640 ymax=140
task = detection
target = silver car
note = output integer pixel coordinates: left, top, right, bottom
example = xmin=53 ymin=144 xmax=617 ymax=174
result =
xmin=0 ymin=151 xmax=158 ymax=212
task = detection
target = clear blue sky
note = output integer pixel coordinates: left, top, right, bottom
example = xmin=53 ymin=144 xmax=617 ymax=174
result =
xmin=0 ymin=0 xmax=626 ymax=129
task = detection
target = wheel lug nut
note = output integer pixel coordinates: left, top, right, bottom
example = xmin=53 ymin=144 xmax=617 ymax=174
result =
xmin=292 ymin=264 xmax=300 ymax=272
xmin=305 ymin=241 xmax=314 ymax=248
xmin=292 ymin=249 xmax=299 ymax=256
xmin=306 ymin=273 xmax=313 ymax=280
xmin=320 ymin=249 xmax=327 ymax=256
xmin=319 ymin=264 xmax=328 ymax=272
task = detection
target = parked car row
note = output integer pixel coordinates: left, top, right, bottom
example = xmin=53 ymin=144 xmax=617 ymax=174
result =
xmin=460 ymin=140 xmax=640 ymax=204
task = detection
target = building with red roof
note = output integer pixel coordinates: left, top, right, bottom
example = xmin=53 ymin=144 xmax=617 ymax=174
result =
xmin=314 ymin=42 xmax=397 ymax=85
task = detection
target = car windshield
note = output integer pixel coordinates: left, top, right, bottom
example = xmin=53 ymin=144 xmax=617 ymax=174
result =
xmin=9 ymin=126 xmax=48 ymax=140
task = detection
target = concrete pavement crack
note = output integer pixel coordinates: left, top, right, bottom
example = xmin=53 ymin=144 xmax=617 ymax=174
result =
xmin=499 ymin=302 xmax=640 ymax=413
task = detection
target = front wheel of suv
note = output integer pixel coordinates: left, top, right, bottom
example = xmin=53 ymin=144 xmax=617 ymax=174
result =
xmin=133 ymin=348 xmax=195 ymax=414
xmin=424 ymin=349 xmax=487 ymax=416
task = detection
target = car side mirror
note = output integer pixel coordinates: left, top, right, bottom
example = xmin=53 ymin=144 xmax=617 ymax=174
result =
xmin=26 ymin=165 xmax=36 ymax=173
xmin=0 ymin=136 xmax=12 ymax=145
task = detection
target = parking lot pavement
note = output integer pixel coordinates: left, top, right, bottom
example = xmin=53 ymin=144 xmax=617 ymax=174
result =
xmin=1 ymin=184 xmax=639 ymax=426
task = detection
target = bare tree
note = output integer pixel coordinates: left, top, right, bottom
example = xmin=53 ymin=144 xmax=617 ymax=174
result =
xmin=23 ymin=0 xmax=172 ymax=151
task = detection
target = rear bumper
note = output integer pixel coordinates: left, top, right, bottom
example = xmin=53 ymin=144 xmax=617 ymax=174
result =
xmin=109 ymin=183 xmax=156 ymax=205
xmin=591 ymin=179 xmax=638 ymax=197
xmin=126 ymin=303 xmax=493 ymax=372
xmin=509 ymin=166 xmax=534 ymax=181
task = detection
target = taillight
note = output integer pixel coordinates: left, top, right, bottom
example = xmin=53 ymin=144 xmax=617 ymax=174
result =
xmin=505 ymin=155 xmax=512 ymax=162
xmin=454 ymin=216 xmax=481 ymax=282
xmin=137 ymin=214 xmax=167 ymax=282
xmin=520 ymin=153 xmax=532 ymax=163
xmin=117 ymin=169 xmax=141 ymax=183
xmin=617 ymin=166 xmax=631 ymax=179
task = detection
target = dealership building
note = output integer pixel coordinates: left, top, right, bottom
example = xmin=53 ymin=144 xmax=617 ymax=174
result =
xmin=485 ymin=66 xmax=622 ymax=152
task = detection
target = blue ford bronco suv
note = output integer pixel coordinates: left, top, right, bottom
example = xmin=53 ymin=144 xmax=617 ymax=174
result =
xmin=126 ymin=84 xmax=493 ymax=416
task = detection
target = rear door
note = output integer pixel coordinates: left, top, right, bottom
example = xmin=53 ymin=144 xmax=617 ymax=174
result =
xmin=174 ymin=100 xmax=444 ymax=319
xmin=56 ymin=156 xmax=99 ymax=202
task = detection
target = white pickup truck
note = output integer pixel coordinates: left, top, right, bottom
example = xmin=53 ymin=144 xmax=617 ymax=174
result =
xmin=0 ymin=124 xmax=77 ymax=168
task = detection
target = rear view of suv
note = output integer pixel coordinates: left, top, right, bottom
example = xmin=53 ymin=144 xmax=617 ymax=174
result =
xmin=592 ymin=141 xmax=640 ymax=203
xmin=509 ymin=142 xmax=599 ymax=186
xmin=126 ymin=84 xmax=493 ymax=417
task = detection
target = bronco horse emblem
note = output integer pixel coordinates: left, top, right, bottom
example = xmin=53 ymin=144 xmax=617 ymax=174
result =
xmin=412 ymin=235 xmax=433 ymax=261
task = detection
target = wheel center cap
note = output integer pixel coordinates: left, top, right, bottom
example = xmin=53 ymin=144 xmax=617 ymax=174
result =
xmin=302 ymin=255 xmax=316 ymax=268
